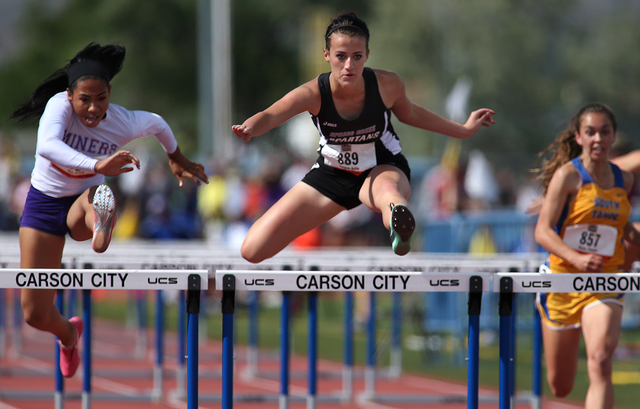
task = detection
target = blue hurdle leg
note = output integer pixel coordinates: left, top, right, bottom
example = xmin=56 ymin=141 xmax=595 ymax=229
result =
xmin=467 ymin=276 xmax=483 ymax=409
xmin=186 ymin=274 xmax=202 ymax=409
xmin=308 ymin=292 xmax=317 ymax=409
xmin=510 ymin=294 xmax=517 ymax=407
xmin=82 ymin=290 xmax=91 ymax=409
xmin=280 ymin=291 xmax=291 ymax=409
xmin=499 ymin=277 xmax=514 ymax=409
xmin=468 ymin=314 xmax=480 ymax=409
xmin=221 ymin=275 xmax=235 ymax=409
xmin=54 ymin=290 xmax=64 ymax=409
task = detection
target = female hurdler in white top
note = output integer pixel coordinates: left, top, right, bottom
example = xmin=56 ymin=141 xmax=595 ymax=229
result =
xmin=10 ymin=42 xmax=208 ymax=379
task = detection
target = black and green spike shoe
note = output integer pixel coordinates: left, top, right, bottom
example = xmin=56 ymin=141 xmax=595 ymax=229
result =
xmin=389 ymin=203 xmax=415 ymax=256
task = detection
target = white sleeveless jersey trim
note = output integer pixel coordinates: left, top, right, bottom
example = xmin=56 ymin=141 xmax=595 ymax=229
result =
xmin=380 ymin=111 xmax=401 ymax=155
xmin=314 ymin=116 xmax=326 ymax=154
xmin=31 ymin=92 xmax=178 ymax=198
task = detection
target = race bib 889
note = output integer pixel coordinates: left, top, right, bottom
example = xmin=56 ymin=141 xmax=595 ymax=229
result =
xmin=321 ymin=143 xmax=376 ymax=172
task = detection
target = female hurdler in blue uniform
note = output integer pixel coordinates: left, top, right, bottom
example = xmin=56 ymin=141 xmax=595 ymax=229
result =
xmin=534 ymin=103 xmax=640 ymax=409
xmin=232 ymin=12 xmax=495 ymax=261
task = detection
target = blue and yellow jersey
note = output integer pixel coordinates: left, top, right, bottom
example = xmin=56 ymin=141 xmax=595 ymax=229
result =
xmin=549 ymin=157 xmax=630 ymax=273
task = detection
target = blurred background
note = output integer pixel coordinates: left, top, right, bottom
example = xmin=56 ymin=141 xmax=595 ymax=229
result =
xmin=1 ymin=0 xmax=640 ymax=254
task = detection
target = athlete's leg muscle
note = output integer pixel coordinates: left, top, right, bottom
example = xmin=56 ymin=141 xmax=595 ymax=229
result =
xmin=241 ymin=182 xmax=345 ymax=263
xmin=359 ymin=165 xmax=410 ymax=230
xmin=19 ymin=227 xmax=75 ymax=346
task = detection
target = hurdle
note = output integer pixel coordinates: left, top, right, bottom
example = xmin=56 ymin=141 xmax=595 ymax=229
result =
xmin=215 ymin=269 xmax=492 ymax=409
xmin=0 ymin=268 xmax=207 ymax=409
xmin=494 ymin=271 xmax=640 ymax=409
xmin=0 ymin=256 xmax=206 ymax=401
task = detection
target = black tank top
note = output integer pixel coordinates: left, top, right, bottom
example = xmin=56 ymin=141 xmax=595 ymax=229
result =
xmin=310 ymin=67 xmax=402 ymax=173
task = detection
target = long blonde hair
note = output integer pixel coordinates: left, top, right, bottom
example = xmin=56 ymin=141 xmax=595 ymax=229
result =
xmin=532 ymin=103 xmax=617 ymax=194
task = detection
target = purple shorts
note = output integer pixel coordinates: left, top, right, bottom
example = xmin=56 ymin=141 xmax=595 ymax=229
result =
xmin=20 ymin=185 xmax=80 ymax=236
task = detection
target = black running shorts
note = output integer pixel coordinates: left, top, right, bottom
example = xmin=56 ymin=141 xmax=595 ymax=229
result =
xmin=301 ymin=154 xmax=411 ymax=210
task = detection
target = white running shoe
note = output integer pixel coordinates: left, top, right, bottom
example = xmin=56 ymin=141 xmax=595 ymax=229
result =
xmin=92 ymin=184 xmax=116 ymax=253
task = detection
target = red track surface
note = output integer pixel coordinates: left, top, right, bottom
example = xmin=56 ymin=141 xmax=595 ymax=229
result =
xmin=0 ymin=319 xmax=589 ymax=409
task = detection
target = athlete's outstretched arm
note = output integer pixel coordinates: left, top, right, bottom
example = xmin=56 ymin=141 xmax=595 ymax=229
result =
xmin=612 ymin=150 xmax=640 ymax=174
xmin=232 ymin=81 xmax=319 ymax=142
xmin=380 ymin=70 xmax=495 ymax=139
xmin=167 ymin=146 xmax=208 ymax=187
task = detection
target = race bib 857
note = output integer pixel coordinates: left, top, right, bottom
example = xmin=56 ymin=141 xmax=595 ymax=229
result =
xmin=563 ymin=224 xmax=617 ymax=257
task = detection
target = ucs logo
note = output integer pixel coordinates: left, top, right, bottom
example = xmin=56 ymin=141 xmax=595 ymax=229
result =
xmin=148 ymin=277 xmax=178 ymax=285
xmin=244 ymin=279 xmax=275 ymax=286
xmin=429 ymin=279 xmax=460 ymax=286
xmin=521 ymin=280 xmax=552 ymax=288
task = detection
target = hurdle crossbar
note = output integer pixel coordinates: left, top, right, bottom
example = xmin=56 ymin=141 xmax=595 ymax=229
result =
xmin=0 ymin=269 xmax=208 ymax=290
xmin=215 ymin=270 xmax=492 ymax=292
xmin=494 ymin=272 xmax=640 ymax=293
xmin=216 ymin=269 xmax=491 ymax=409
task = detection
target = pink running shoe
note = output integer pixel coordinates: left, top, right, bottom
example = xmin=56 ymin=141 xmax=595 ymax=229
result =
xmin=59 ymin=316 xmax=84 ymax=378
xmin=92 ymin=184 xmax=116 ymax=253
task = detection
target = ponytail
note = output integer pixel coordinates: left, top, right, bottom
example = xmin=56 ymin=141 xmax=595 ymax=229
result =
xmin=10 ymin=42 xmax=126 ymax=123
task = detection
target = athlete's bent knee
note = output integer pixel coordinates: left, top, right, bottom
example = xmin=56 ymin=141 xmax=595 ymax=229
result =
xmin=587 ymin=351 xmax=613 ymax=381
xmin=240 ymin=241 xmax=267 ymax=264
xmin=548 ymin=379 xmax=573 ymax=398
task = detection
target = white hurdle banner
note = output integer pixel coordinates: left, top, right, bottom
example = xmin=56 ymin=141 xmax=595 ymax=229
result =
xmin=0 ymin=268 xmax=208 ymax=290
xmin=494 ymin=272 xmax=640 ymax=293
xmin=215 ymin=270 xmax=492 ymax=292
xmin=0 ymin=268 xmax=207 ymax=409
